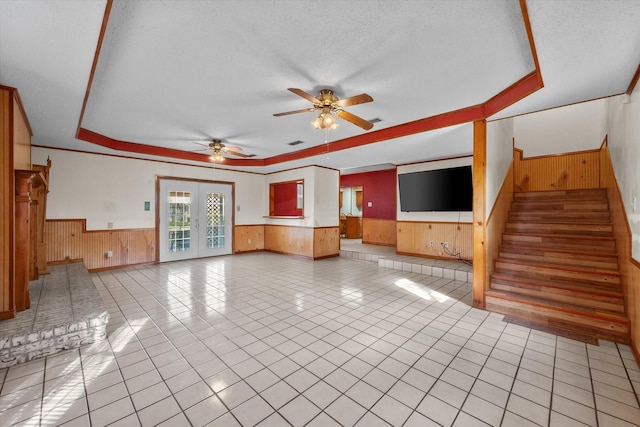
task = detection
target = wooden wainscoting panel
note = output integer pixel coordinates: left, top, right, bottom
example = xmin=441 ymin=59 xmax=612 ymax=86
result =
xmin=234 ymin=225 xmax=265 ymax=253
xmin=0 ymin=89 xmax=13 ymax=315
xmin=313 ymin=227 xmax=340 ymax=259
xmin=514 ymin=149 xmax=600 ymax=192
xmin=397 ymin=221 xmax=473 ymax=261
xmin=486 ymin=163 xmax=514 ymax=286
xmin=601 ymin=143 xmax=639 ymax=359
xmin=362 ymin=218 xmax=397 ymax=246
xmin=45 ymin=219 xmax=155 ymax=271
xmin=264 ymin=225 xmax=314 ymax=258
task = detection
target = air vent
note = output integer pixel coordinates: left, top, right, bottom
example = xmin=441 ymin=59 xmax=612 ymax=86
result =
xmin=369 ymin=118 xmax=382 ymax=124
xmin=288 ymin=140 xmax=305 ymax=146
xmin=246 ymin=154 xmax=257 ymax=157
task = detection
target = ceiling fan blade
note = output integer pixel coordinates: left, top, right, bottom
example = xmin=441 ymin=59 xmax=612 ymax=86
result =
xmin=223 ymin=149 xmax=252 ymax=158
xmin=224 ymin=145 xmax=243 ymax=152
xmin=335 ymin=109 xmax=374 ymax=130
xmin=192 ymin=141 xmax=210 ymax=148
xmin=288 ymin=88 xmax=321 ymax=104
xmin=334 ymin=93 xmax=373 ymax=107
xmin=273 ymin=107 xmax=317 ymax=117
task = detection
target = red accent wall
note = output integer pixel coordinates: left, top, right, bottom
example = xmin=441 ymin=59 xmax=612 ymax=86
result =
xmin=341 ymin=169 xmax=396 ymax=219
xmin=273 ymin=182 xmax=302 ymax=216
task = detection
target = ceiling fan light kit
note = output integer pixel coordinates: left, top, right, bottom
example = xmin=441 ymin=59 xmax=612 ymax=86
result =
xmin=274 ymin=88 xmax=374 ymax=131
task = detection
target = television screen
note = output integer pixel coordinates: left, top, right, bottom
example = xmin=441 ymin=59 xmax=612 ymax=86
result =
xmin=398 ymin=166 xmax=473 ymax=212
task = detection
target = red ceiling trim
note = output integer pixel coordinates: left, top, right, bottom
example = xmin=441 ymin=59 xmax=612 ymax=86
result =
xmin=76 ymin=0 xmax=544 ymax=169
xmin=77 ymin=128 xmax=265 ymax=166
xmin=626 ymin=64 xmax=640 ymax=95
xmin=76 ymin=0 xmax=113 ymax=138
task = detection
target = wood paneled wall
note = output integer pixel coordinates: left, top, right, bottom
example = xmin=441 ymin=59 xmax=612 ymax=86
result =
xmin=0 ymin=89 xmax=13 ymax=317
xmin=486 ymin=162 xmax=514 ymax=287
xmin=264 ymin=225 xmax=339 ymax=259
xmin=362 ymin=218 xmax=396 ymax=246
xmin=397 ymin=221 xmax=472 ymax=260
xmin=45 ymin=219 xmax=155 ymax=271
xmin=600 ymin=142 xmax=640 ymax=361
xmin=234 ymin=225 xmax=265 ymax=253
xmin=313 ymin=227 xmax=340 ymax=259
xmin=513 ymin=148 xmax=601 ymax=191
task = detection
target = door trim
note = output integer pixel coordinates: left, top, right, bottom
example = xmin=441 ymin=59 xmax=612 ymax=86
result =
xmin=155 ymin=176 xmax=235 ymax=263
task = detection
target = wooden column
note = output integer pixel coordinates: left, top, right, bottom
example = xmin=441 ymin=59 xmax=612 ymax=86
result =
xmin=472 ymin=120 xmax=487 ymax=309
xmin=15 ymin=170 xmax=34 ymax=311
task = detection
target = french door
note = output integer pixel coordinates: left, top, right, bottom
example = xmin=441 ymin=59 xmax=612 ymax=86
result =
xmin=159 ymin=179 xmax=233 ymax=262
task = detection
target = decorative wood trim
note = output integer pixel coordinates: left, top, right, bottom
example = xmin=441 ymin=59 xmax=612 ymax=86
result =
xmin=516 ymin=147 xmax=601 ymax=161
xmin=76 ymin=0 xmax=113 ymax=138
xmin=397 ymin=154 xmax=473 ymax=168
xmin=396 ymin=221 xmax=473 ymax=225
xmin=0 ymin=310 xmax=16 ymax=321
xmin=626 ymin=64 xmax=640 ymax=95
xmin=0 ymin=85 xmax=33 ymax=136
xmin=519 ymin=0 xmax=543 ymax=86
xmin=472 ymin=120 xmax=487 ymax=309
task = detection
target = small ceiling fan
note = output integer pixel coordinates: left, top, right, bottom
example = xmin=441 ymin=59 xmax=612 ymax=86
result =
xmin=274 ymin=88 xmax=374 ymax=130
xmin=193 ymin=139 xmax=253 ymax=162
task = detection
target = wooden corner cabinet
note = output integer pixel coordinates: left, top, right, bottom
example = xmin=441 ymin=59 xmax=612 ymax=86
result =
xmin=1 ymin=85 xmax=50 ymax=320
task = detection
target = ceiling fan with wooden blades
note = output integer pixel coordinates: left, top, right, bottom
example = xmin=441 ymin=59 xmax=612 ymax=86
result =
xmin=274 ymin=88 xmax=374 ymax=130
xmin=193 ymin=138 xmax=254 ymax=162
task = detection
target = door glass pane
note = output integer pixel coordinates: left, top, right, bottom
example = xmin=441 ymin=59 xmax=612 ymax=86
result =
xmin=206 ymin=192 xmax=225 ymax=249
xmin=168 ymin=191 xmax=191 ymax=253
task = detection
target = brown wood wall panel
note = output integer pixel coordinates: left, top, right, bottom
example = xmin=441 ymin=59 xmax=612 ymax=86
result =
xmin=264 ymin=225 xmax=314 ymax=258
xmin=396 ymin=221 xmax=473 ymax=260
xmin=45 ymin=219 xmax=155 ymax=271
xmin=0 ymin=89 xmax=12 ymax=315
xmin=600 ymin=143 xmax=640 ymax=359
xmin=313 ymin=227 xmax=340 ymax=259
xmin=362 ymin=218 xmax=397 ymax=246
xmin=486 ymin=163 xmax=514 ymax=287
xmin=12 ymin=97 xmax=30 ymax=170
xmin=513 ymin=149 xmax=601 ymax=192
xmin=234 ymin=225 xmax=265 ymax=253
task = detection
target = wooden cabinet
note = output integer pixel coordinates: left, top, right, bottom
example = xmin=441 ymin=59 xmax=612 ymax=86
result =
xmin=0 ymin=85 xmax=34 ymax=319
xmin=345 ymin=215 xmax=362 ymax=239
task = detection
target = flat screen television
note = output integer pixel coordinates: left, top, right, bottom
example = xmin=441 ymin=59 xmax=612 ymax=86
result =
xmin=398 ymin=165 xmax=473 ymax=212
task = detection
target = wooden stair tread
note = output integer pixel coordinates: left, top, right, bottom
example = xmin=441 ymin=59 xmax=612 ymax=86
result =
xmin=501 ymin=316 xmax=599 ymax=345
xmin=491 ymin=272 xmax=623 ymax=297
xmin=495 ymin=258 xmax=620 ymax=277
xmin=498 ymin=244 xmax=618 ymax=260
xmin=485 ymin=289 xmax=627 ymax=322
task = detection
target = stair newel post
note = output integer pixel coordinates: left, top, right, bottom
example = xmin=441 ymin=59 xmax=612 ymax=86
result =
xmin=473 ymin=120 xmax=487 ymax=309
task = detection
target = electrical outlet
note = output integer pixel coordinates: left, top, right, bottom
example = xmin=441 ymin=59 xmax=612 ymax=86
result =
xmin=429 ymin=240 xmax=434 ymax=247
xmin=106 ymin=250 xmax=113 ymax=258
xmin=443 ymin=242 xmax=449 ymax=249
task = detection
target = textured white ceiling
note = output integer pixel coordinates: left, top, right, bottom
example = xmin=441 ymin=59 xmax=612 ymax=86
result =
xmin=1 ymin=1 xmax=638 ymax=173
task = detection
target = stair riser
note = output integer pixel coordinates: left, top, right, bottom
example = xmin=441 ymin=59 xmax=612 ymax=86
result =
xmin=490 ymin=281 xmax=625 ymax=313
xmin=498 ymin=251 xmax=618 ymax=271
xmin=511 ymin=202 xmax=609 ymax=211
xmin=502 ymin=235 xmax=616 ymax=252
xmin=514 ymin=190 xmax=607 ymax=200
xmin=505 ymin=223 xmax=613 ymax=236
xmin=508 ymin=213 xmax=611 ymax=223
xmin=495 ymin=262 xmax=620 ymax=285
xmin=485 ymin=296 xmax=629 ymax=343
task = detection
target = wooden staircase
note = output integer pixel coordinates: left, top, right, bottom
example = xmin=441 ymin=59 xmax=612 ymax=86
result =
xmin=485 ymin=188 xmax=629 ymax=343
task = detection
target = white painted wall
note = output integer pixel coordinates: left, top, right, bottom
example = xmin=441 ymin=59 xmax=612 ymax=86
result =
xmin=606 ymin=89 xmax=640 ymax=261
xmin=313 ymin=167 xmax=339 ymax=227
xmin=514 ymin=98 xmax=608 ymax=157
xmin=265 ymin=166 xmax=338 ymax=228
xmin=396 ymin=157 xmax=473 ymax=223
xmin=486 ymin=118 xmax=514 ymax=217
xmin=32 ymin=147 xmax=264 ymax=229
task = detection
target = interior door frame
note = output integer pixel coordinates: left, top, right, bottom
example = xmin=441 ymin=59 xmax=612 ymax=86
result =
xmin=155 ymin=176 xmax=235 ymax=263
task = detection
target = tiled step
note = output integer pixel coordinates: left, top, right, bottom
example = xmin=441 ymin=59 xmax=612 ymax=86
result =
xmin=505 ymin=222 xmax=613 ymax=237
xmin=495 ymin=258 xmax=621 ymax=286
xmin=502 ymin=232 xmax=617 ymax=253
xmin=498 ymin=245 xmax=619 ymax=271
xmin=485 ymin=290 xmax=629 ymax=343
xmin=490 ymin=272 xmax=624 ymax=313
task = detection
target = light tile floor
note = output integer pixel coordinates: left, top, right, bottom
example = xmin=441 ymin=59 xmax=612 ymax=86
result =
xmin=1 ymin=252 xmax=639 ymax=426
